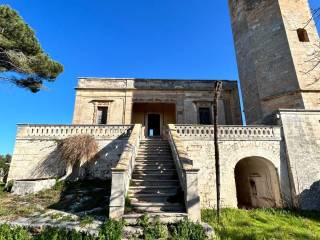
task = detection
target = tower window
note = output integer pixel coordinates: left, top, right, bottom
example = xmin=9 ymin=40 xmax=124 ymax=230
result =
xmin=297 ymin=28 xmax=310 ymax=42
xmin=97 ymin=107 xmax=108 ymax=124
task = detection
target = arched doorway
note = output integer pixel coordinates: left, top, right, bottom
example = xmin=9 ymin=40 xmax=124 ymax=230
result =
xmin=234 ymin=157 xmax=282 ymax=209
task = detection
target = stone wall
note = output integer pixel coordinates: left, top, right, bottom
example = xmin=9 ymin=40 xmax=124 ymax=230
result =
xmin=171 ymin=125 xmax=292 ymax=209
xmin=279 ymin=109 xmax=320 ymax=210
xmin=72 ymin=78 xmax=242 ymax=127
xmin=8 ymin=124 xmax=133 ymax=181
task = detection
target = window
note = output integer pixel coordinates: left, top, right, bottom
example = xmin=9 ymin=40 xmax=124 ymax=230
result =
xmin=297 ymin=28 xmax=310 ymax=42
xmin=97 ymin=107 xmax=108 ymax=124
xmin=199 ymin=107 xmax=212 ymax=125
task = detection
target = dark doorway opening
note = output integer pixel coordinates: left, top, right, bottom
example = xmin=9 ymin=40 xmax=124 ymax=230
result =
xmin=148 ymin=114 xmax=161 ymax=137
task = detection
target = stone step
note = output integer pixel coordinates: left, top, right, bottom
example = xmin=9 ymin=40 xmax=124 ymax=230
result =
xmin=128 ymin=186 xmax=179 ymax=194
xmin=123 ymin=212 xmax=187 ymax=225
xmin=138 ymin=151 xmax=172 ymax=154
xmin=136 ymin=153 xmax=172 ymax=159
xmin=133 ymin=169 xmax=177 ymax=174
xmin=132 ymin=173 xmax=178 ymax=180
xmin=135 ymin=161 xmax=174 ymax=165
xmin=134 ymin=165 xmax=175 ymax=170
xmin=140 ymin=144 xmax=170 ymax=147
xmin=139 ymin=145 xmax=170 ymax=148
xmin=131 ymin=179 xmax=180 ymax=187
xmin=136 ymin=156 xmax=173 ymax=160
xmin=129 ymin=193 xmax=180 ymax=202
xmin=130 ymin=202 xmax=185 ymax=213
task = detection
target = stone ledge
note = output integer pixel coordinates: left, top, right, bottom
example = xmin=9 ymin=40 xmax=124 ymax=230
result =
xmin=11 ymin=179 xmax=56 ymax=195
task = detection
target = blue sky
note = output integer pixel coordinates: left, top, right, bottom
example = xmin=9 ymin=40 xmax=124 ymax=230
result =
xmin=0 ymin=0 xmax=319 ymax=154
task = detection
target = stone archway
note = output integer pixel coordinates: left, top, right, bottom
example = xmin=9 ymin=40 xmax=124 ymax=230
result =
xmin=234 ymin=156 xmax=282 ymax=209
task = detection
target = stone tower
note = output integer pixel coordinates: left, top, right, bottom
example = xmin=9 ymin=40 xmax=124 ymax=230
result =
xmin=229 ymin=0 xmax=320 ymax=124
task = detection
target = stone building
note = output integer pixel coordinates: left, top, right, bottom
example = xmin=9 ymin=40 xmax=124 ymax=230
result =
xmin=73 ymin=78 xmax=242 ymax=137
xmin=7 ymin=0 xmax=320 ymax=221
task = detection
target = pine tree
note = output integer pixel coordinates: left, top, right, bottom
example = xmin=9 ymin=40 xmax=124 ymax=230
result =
xmin=0 ymin=5 xmax=63 ymax=92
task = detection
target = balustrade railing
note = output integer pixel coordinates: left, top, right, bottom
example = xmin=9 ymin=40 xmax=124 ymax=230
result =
xmin=16 ymin=124 xmax=134 ymax=139
xmin=174 ymin=125 xmax=281 ymax=141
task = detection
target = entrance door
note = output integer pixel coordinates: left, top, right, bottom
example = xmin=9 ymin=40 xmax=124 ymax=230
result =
xmin=147 ymin=114 xmax=161 ymax=137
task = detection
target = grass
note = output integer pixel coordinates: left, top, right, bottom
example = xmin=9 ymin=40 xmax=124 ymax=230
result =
xmin=0 ymin=182 xmax=62 ymax=220
xmin=202 ymin=208 xmax=320 ymax=240
xmin=79 ymin=215 xmax=94 ymax=227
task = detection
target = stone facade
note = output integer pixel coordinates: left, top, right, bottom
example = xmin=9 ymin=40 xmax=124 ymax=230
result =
xmin=73 ymin=78 xmax=242 ymax=128
xmin=278 ymin=109 xmax=320 ymax=210
xmin=229 ymin=0 xmax=320 ymax=124
xmin=168 ymin=125 xmax=292 ymax=209
xmin=7 ymin=0 xmax=320 ymax=220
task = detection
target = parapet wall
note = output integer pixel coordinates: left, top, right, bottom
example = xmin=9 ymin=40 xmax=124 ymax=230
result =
xmin=8 ymin=124 xmax=133 ymax=181
xmin=171 ymin=125 xmax=292 ymax=209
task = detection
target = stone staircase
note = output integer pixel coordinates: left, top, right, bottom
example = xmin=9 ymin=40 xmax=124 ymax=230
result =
xmin=124 ymin=139 xmax=187 ymax=224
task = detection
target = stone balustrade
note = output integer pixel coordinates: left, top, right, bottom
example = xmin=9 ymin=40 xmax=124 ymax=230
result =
xmin=109 ymin=124 xmax=142 ymax=219
xmin=16 ymin=124 xmax=133 ymax=140
xmin=167 ymin=124 xmax=201 ymax=221
xmin=174 ymin=125 xmax=281 ymax=141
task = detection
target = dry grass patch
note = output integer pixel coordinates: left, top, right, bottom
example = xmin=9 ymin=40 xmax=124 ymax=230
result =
xmin=58 ymin=134 xmax=98 ymax=168
xmin=57 ymin=135 xmax=98 ymax=180
xmin=0 ymin=182 xmax=62 ymax=220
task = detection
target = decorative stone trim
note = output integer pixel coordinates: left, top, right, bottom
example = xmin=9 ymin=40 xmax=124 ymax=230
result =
xmin=16 ymin=124 xmax=133 ymax=140
xmin=174 ymin=125 xmax=281 ymax=141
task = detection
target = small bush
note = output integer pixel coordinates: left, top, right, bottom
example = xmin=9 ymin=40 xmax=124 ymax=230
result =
xmin=0 ymin=224 xmax=31 ymax=240
xmin=137 ymin=214 xmax=149 ymax=228
xmin=4 ymin=180 xmax=14 ymax=192
xmin=170 ymin=219 xmax=207 ymax=240
xmin=145 ymin=221 xmax=169 ymax=240
xmin=99 ymin=219 xmax=124 ymax=240
xmin=34 ymin=227 xmax=95 ymax=240
xmin=138 ymin=215 xmax=169 ymax=240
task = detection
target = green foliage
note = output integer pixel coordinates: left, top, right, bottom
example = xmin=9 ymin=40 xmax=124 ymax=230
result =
xmin=137 ymin=213 xmax=149 ymax=229
xmin=202 ymin=208 xmax=320 ymax=240
xmin=98 ymin=219 xmax=124 ymax=240
xmin=4 ymin=179 xmax=13 ymax=192
xmin=0 ymin=154 xmax=10 ymax=181
xmin=0 ymin=5 xmax=63 ymax=92
xmin=125 ymin=195 xmax=133 ymax=213
xmin=137 ymin=215 xmax=169 ymax=240
xmin=52 ymin=180 xmax=65 ymax=192
xmin=170 ymin=219 xmax=207 ymax=240
xmin=0 ymin=224 xmax=31 ymax=240
xmin=34 ymin=227 xmax=95 ymax=240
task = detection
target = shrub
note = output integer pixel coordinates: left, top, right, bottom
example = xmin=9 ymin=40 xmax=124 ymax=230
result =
xmin=4 ymin=180 xmax=14 ymax=192
xmin=170 ymin=219 xmax=207 ymax=240
xmin=0 ymin=224 xmax=31 ymax=240
xmin=99 ymin=219 xmax=124 ymax=240
xmin=34 ymin=227 xmax=95 ymax=240
xmin=138 ymin=215 xmax=169 ymax=240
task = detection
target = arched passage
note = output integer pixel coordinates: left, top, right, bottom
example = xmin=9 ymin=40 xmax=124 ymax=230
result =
xmin=234 ymin=157 xmax=282 ymax=209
